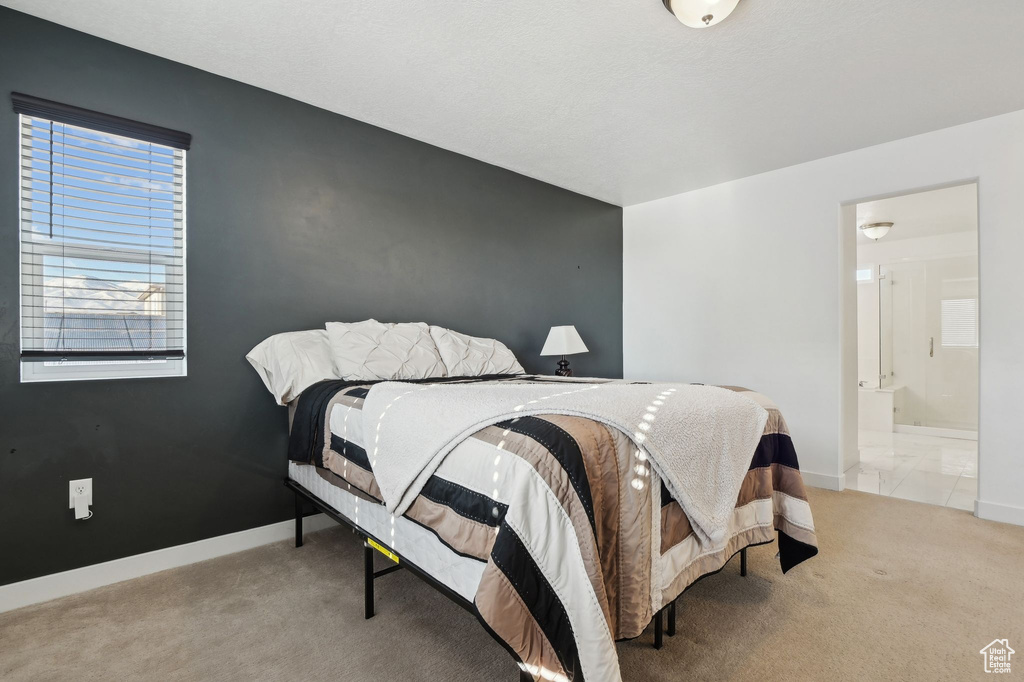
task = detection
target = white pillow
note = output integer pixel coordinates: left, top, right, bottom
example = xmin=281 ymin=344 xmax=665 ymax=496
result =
xmin=326 ymin=319 xmax=447 ymax=381
xmin=429 ymin=326 xmax=525 ymax=376
xmin=246 ymin=329 xmax=338 ymax=406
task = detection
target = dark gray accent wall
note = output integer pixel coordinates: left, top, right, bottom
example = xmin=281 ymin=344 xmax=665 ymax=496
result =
xmin=0 ymin=8 xmax=623 ymax=586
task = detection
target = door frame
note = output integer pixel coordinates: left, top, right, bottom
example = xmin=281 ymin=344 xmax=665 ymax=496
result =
xmin=837 ymin=179 xmax=981 ymax=510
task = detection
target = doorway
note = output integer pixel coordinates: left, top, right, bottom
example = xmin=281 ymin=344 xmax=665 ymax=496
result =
xmin=845 ymin=183 xmax=978 ymax=509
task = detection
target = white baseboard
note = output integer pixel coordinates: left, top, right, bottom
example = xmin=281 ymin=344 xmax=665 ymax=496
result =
xmin=800 ymin=470 xmax=845 ymax=491
xmin=976 ymin=499 xmax=1024 ymax=527
xmin=893 ymin=424 xmax=978 ymax=441
xmin=0 ymin=513 xmax=336 ymax=614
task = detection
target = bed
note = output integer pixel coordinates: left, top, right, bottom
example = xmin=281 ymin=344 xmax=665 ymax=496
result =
xmin=282 ymin=374 xmax=818 ymax=682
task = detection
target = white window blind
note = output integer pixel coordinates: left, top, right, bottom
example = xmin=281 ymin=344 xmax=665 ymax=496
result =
xmin=941 ymin=298 xmax=978 ymax=348
xmin=15 ymin=94 xmax=190 ymax=381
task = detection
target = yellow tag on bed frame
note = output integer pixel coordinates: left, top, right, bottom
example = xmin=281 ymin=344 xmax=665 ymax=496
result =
xmin=368 ymin=538 xmax=399 ymax=564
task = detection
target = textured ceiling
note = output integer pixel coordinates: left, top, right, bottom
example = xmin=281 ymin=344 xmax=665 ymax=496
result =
xmin=4 ymin=0 xmax=1024 ymax=206
xmin=856 ymin=183 xmax=977 ymax=245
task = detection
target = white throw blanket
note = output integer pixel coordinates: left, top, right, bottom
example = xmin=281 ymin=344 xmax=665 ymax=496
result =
xmin=362 ymin=380 xmax=769 ymax=546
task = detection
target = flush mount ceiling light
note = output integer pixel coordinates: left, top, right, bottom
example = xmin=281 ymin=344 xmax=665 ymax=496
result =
xmin=859 ymin=221 xmax=894 ymax=241
xmin=662 ymin=0 xmax=741 ymax=28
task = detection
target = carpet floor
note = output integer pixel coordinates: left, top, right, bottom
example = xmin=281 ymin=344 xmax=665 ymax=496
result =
xmin=2 ymin=487 xmax=1022 ymax=681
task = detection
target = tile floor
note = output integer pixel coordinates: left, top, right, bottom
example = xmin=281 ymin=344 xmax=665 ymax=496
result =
xmin=845 ymin=430 xmax=977 ymax=510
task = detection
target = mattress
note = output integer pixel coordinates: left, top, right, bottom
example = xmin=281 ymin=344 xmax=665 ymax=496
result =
xmin=288 ymin=461 xmax=485 ymax=602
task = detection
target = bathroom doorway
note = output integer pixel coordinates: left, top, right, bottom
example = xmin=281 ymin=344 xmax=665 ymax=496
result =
xmin=847 ymin=183 xmax=978 ymax=509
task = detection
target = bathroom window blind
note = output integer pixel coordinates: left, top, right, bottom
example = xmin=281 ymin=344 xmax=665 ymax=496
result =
xmin=940 ymin=298 xmax=978 ymax=348
xmin=15 ymin=94 xmax=190 ymax=379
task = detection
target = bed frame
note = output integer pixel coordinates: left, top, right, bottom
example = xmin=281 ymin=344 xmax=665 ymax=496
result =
xmin=287 ymin=478 xmax=748 ymax=680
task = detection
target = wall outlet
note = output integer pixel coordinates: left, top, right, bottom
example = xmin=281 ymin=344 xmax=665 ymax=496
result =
xmin=69 ymin=478 xmax=93 ymax=508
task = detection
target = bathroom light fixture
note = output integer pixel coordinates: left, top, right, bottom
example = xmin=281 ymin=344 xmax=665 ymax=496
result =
xmin=662 ymin=0 xmax=741 ymax=28
xmin=859 ymin=221 xmax=894 ymax=241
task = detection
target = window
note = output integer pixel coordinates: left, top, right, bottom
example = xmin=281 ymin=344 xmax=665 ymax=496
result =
xmin=941 ymin=298 xmax=979 ymax=348
xmin=15 ymin=94 xmax=190 ymax=382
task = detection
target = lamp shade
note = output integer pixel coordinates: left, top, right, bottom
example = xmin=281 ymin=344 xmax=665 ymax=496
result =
xmin=540 ymin=326 xmax=589 ymax=357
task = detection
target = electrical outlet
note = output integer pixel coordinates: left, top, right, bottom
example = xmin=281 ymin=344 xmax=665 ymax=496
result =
xmin=69 ymin=478 xmax=93 ymax=508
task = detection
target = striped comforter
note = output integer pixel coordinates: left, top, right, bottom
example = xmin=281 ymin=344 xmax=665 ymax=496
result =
xmin=288 ymin=376 xmax=818 ymax=682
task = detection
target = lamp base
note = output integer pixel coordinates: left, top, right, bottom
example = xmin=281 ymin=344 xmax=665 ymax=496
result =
xmin=555 ymin=357 xmax=573 ymax=377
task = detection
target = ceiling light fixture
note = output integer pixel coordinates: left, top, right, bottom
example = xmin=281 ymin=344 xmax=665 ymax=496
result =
xmin=859 ymin=221 xmax=894 ymax=241
xmin=662 ymin=0 xmax=741 ymax=28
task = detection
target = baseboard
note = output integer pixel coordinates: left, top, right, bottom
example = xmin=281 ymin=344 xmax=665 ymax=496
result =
xmin=800 ymin=470 xmax=845 ymax=491
xmin=0 ymin=513 xmax=336 ymax=614
xmin=893 ymin=424 xmax=978 ymax=441
xmin=976 ymin=499 xmax=1024 ymax=527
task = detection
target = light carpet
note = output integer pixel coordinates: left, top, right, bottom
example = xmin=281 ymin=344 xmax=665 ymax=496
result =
xmin=1 ymin=488 xmax=1022 ymax=681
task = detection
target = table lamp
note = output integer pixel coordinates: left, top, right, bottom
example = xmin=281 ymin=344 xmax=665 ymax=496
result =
xmin=540 ymin=325 xmax=588 ymax=377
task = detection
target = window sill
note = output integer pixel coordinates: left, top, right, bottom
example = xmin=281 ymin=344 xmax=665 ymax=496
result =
xmin=20 ymin=357 xmax=187 ymax=383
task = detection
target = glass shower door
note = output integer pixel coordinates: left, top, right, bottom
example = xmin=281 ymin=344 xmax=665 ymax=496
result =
xmin=888 ymin=257 xmax=979 ymax=432
xmin=924 ymin=256 xmax=979 ymax=431
xmin=891 ymin=262 xmax=927 ymax=426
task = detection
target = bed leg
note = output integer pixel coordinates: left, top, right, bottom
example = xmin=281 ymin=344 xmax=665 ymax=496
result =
xmin=364 ymin=540 xmax=375 ymax=619
xmin=654 ymin=608 xmax=664 ymax=650
xmin=294 ymin=493 xmax=303 ymax=548
xmin=519 ymin=667 xmax=533 ymax=682
xmin=740 ymin=547 xmax=747 ymax=577
xmin=667 ymin=599 xmax=676 ymax=637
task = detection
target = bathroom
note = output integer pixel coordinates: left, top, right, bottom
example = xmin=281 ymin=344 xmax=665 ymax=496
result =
xmin=847 ymin=183 xmax=978 ymax=509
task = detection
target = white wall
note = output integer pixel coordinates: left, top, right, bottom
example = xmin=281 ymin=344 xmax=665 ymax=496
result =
xmin=857 ymin=230 xmax=978 ymax=264
xmin=623 ymin=109 xmax=1024 ymax=525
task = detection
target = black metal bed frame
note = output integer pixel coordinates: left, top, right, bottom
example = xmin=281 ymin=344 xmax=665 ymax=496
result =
xmin=287 ymin=478 xmax=749 ymax=680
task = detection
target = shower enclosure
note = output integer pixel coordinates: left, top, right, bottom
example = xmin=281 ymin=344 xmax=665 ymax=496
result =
xmin=863 ymin=257 xmax=979 ymax=434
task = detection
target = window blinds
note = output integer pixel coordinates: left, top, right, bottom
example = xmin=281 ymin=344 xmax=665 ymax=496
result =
xmin=941 ymin=298 xmax=979 ymax=348
xmin=15 ymin=94 xmax=189 ymax=360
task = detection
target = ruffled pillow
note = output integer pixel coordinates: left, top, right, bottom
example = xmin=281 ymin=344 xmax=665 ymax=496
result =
xmin=326 ymin=319 xmax=447 ymax=381
xmin=429 ymin=326 xmax=525 ymax=376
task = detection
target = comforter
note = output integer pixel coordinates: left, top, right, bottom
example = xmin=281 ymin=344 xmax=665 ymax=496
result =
xmin=288 ymin=375 xmax=818 ymax=682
